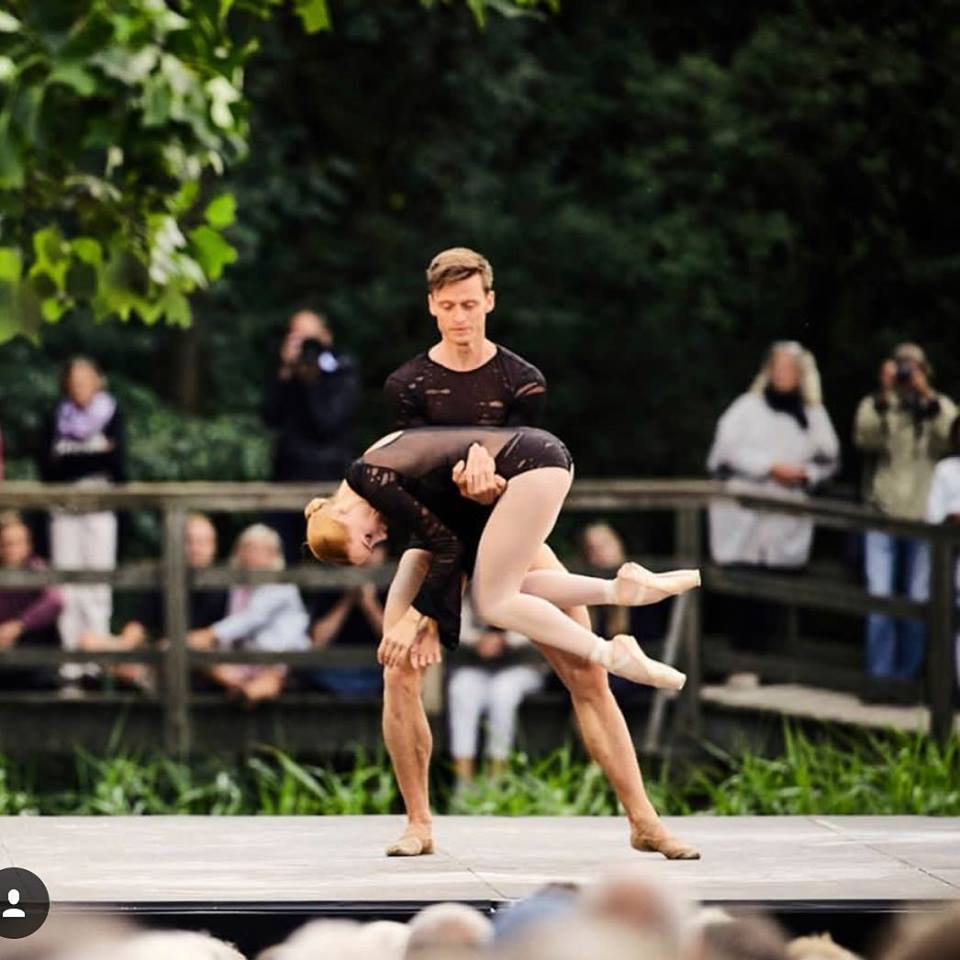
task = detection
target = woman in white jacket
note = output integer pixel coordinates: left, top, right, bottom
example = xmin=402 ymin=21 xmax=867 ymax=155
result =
xmin=708 ymin=341 xmax=840 ymax=567
xmin=706 ymin=341 xmax=840 ymax=660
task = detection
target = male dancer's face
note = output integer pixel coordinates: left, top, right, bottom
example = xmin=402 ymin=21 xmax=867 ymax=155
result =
xmin=427 ymin=274 xmax=495 ymax=348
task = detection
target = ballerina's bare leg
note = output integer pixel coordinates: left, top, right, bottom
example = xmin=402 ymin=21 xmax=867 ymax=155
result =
xmin=470 ymin=468 xmax=686 ymax=690
xmin=471 ymin=466 xmax=700 ymax=860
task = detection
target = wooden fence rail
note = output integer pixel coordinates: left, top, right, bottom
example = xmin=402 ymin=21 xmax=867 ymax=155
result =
xmin=0 ymin=480 xmax=957 ymax=752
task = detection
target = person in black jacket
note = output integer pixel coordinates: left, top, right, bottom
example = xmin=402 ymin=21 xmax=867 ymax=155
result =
xmin=262 ymin=310 xmax=361 ymax=564
xmin=37 ymin=356 xmax=126 ymax=687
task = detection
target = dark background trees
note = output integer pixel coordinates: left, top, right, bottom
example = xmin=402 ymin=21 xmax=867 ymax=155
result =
xmin=2 ymin=0 xmax=958 ymax=486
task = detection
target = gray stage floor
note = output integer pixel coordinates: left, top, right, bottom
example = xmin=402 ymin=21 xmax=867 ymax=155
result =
xmin=1 ymin=816 xmax=958 ymax=907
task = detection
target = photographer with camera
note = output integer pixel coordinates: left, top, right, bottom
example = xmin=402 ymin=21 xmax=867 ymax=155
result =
xmin=854 ymin=342 xmax=957 ymax=690
xmin=262 ymin=310 xmax=361 ymax=564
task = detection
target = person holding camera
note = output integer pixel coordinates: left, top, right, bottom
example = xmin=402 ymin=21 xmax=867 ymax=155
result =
xmin=854 ymin=342 xmax=957 ymax=686
xmin=262 ymin=310 xmax=361 ymax=565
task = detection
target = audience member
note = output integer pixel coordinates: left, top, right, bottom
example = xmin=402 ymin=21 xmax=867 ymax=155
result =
xmin=699 ymin=912 xmax=789 ymax=960
xmin=78 ymin=513 xmax=227 ymax=694
xmin=304 ymin=543 xmax=386 ymax=696
xmin=787 ymin=932 xmax=863 ymax=960
xmin=854 ymin=343 xmax=957 ymax=687
xmin=188 ymin=524 xmax=310 ymax=706
xmin=0 ymin=510 xmax=62 ymax=690
xmin=580 ymin=863 xmax=695 ymax=957
xmin=262 ymin=309 xmax=361 ymax=565
xmin=879 ymin=901 xmax=960 ymax=960
xmin=405 ymin=902 xmax=494 ymax=959
xmin=706 ymin=342 xmax=839 ymax=669
xmin=925 ymin=414 xmax=960 ymax=689
xmin=37 ymin=356 xmax=126 ymax=691
xmin=447 ymin=597 xmax=545 ymax=786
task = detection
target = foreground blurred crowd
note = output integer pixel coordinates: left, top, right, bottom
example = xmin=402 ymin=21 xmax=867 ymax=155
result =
xmin=8 ymin=865 xmax=960 ymax=960
xmin=1 ymin=312 xmax=959 ymax=724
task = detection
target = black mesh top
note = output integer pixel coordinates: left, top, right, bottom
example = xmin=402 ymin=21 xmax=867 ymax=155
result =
xmin=344 ymin=426 xmax=572 ymax=649
xmin=383 ymin=344 xmax=547 ymax=429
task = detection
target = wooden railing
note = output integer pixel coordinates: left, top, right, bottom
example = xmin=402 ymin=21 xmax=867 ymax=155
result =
xmin=0 ymin=480 xmax=957 ymax=753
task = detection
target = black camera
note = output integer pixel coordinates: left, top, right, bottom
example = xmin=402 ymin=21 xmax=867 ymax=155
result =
xmin=895 ymin=359 xmax=914 ymax=384
xmin=298 ymin=337 xmax=339 ymax=373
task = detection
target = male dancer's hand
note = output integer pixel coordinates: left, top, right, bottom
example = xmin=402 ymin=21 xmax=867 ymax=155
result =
xmin=378 ymin=606 xmax=438 ymax=668
xmin=453 ymin=443 xmax=506 ymax=505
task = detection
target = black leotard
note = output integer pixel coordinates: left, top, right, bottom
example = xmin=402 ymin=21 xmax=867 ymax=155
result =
xmin=384 ymin=345 xmax=547 ymax=429
xmin=345 ymin=426 xmax=573 ymax=649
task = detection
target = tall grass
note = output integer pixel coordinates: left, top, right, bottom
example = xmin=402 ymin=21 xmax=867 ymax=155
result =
xmin=0 ymin=725 xmax=957 ymax=816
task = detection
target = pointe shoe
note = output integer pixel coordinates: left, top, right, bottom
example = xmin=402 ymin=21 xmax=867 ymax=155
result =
xmin=604 ymin=635 xmax=687 ymax=690
xmin=614 ymin=562 xmax=701 ymax=606
xmin=631 ymin=826 xmax=701 ymax=860
xmin=385 ymin=832 xmax=435 ymax=857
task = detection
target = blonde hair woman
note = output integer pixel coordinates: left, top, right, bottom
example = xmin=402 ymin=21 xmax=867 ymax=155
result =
xmin=188 ymin=524 xmax=310 ymax=705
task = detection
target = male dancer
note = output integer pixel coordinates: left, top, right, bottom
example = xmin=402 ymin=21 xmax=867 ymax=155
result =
xmin=378 ymin=247 xmax=699 ymax=860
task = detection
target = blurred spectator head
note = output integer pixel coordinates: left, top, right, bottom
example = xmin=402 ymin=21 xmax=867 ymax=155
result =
xmin=288 ymin=309 xmax=332 ymax=346
xmin=496 ymin=915 xmax=674 ymax=960
xmin=891 ymin=342 xmax=932 ymax=378
xmin=580 ymin=522 xmax=626 ymax=569
xmin=99 ymin=930 xmax=245 ymax=960
xmin=700 ymin=912 xmax=789 ymax=960
xmin=879 ymin=902 xmax=960 ymax=960
xmin=0 ymin=912 xmax=135 ymax=959
xmin=580 ymin=862 xmax=694 ymax=958
xmin=404 ymin=902 xmax=494 ymax=958
xmin=751 ymin=341 xmax=822 ymax=406
xmin=0 ymin=511 xmax=32 ymax=568
xmin=256 ymin=919 xmax=362 ymax=960
xmin=230 ymin=523 xmax=285 ymax=572
xmin=185 ymin=513 xmax=218 ymax=569
xmin=493 ymin=884 xmax=582 ymax=945
xmin=61 ymin=355 xmax=106 ymax=407
xmin=357 ymin=919 xmax=410 ymax=958
xmin=787 ymin=932 xmax=862 ymax=960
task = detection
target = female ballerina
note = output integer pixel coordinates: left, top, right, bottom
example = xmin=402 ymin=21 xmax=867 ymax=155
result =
xmin=305 ymin=425 xmax=700 ymax=709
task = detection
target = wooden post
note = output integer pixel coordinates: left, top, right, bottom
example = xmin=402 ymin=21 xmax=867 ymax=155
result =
xmin=162 ymin=505 xmax=191 ymax=756
xmin=927 ymin=533 xmax=956 ymax=744
xmin=675 ymin=505 xmax=702 ymax=739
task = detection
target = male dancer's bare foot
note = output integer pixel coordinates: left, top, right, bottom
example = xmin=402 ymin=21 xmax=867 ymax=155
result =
xmin=630 ymin=822 xmax=701 ymax=860
xmin=614 ymin=562 xmax=701 ymax=606
xmin=593 ymin=634 xmax=687 ymax=690
xmin=385 ymin=823 xmax=435 ymax=857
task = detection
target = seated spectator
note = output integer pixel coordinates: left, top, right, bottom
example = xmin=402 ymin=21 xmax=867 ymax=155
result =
xmin=0 ymin=511 xmax=63 ymax=690
xmin=925 ymin=414 xmax=960 ymax=690
xmin=579 ymin=521 xmax=668 ymax=702
xmin=78 ymin=514 xmax=227 ymax=694
xmin=447 ymin=597 xmax=545 ymax=786
xmin=706 ymin=341 xmax=839 ymax=670
xmin=855 ymin=342 xmax=956 ymax=686
xmin=304 ymin=543 xmax=386 ymax=697
xmin=188 ymin=524 xmax=310 ymax=706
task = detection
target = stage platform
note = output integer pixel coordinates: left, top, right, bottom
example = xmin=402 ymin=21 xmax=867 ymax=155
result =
xmin=2 ymin=816 xmax=957 ymax=953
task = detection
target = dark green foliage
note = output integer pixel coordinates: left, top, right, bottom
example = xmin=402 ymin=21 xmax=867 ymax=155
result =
xmin=1 ymin=726 xmax=958 ymax=815
xmin=3 ymin=1 xmax=960 ymax=480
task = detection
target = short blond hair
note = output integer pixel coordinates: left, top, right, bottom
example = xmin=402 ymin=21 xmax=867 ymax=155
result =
xmin=304 ymin=498 xmax=351 ymax=565
xmin=230 ymin=523 xmax=285 ymax=570
xmin=426 ymin=247 xmax=493 ymax=293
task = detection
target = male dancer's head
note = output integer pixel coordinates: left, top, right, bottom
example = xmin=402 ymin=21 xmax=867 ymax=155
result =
xmin=426 ymin=247 xmax=495 ymax=354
